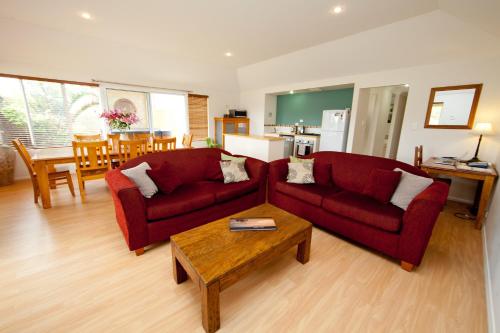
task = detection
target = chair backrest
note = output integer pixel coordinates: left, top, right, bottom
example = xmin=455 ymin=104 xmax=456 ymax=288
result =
xmin=72 ymin=140 xmax=111 ymax=172
xmin=414 ymin=145 xmax=423 ymax=168
xmin=118 ymin=139 xmax=148 ymax=165
xmin=74 ymin=134 xmax=101 ymax=141
xmin=153 ymin=137 xmax=176 ymax=152
xmin=12 ymin=138 xmax=35 ymax=177
xmin=182 ymin=133 xmax=193 ymax=148
xmin=132 ymin=133 xmax=152 ymax=141
xmin=107 ymin=133 xmax=120 ymax=152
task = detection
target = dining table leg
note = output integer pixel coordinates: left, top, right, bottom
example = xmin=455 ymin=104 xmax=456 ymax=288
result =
xmin=33 ymin=160 xmax=52 ymax=209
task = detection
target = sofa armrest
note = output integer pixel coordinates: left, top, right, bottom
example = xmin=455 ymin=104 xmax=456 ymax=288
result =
xmin=105 ymin=169 xmax=149 ymax=251
xmin=244 ymin=156 xmax=269 ymax=203
xmin=398 ymin=181 xmax=449 ymax=266
xmin=268 ymin=158 xmax=289 ymax=203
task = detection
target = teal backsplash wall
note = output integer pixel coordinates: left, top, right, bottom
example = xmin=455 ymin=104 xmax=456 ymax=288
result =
xmin=276 ymin=88 xmax=354 ymax=126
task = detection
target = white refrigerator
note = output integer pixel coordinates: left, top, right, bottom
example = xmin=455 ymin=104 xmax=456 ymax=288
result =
xmin=319 ymin=109 xmax=350 ymax=152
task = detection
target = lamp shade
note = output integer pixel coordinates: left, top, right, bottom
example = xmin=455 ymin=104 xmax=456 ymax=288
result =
xmin=472 ymin=122 xmax=493 ymax=135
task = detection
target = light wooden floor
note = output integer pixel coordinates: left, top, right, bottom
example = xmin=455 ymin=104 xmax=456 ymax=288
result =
xmin=0 ymin=179 xmax=487 ymax=332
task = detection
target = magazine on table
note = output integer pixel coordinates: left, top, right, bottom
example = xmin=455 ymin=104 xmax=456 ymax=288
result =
xmin=229 ymin=217 xmax=277 ymax=231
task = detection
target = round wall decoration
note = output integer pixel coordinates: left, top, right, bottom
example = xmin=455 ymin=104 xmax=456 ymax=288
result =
xmin=113 ymin=98 xmax=137 ymax=114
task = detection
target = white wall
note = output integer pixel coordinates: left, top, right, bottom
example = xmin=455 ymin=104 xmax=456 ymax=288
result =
xmin=0 ymin=17 xmax=240 ymax=180
xmin=237 ymin=10 xmax=500 ymax=331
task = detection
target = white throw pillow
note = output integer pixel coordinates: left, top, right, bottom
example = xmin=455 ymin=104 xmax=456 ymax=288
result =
xmin=390 ymin=168 xmax=433 ymax=210
xmin=121 ymin=162 xmax=158 ymax=198
xmin=220 ymin=160 xmax=249 ymax=184
xmin=289 ymin=156 xmax=314 ymax=164
xmin=287 ymin=162 xmax=315 ymax=184
xmin=221 ymin=153 xmax=246 ymax=163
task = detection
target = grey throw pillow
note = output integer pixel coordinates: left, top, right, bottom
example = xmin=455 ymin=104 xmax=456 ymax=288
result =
xmin=287 ymin=162 xmax=315 ymax=184
xmin=220 ymin=160 xmax=250 ymax=184
xmin=121 ymin=162 xmax=158 ymax=198
xmin=390 ymin=168 xmax=433 ymax=210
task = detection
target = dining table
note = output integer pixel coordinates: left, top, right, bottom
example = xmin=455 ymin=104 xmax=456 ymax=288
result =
xmin=30 ymin=146 xmax=119 ymax=209
xmin=31 ymin=139 xmax=190 ymax=209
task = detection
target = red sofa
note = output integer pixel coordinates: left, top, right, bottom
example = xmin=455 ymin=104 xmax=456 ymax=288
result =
xmin=106 ymin=148 xmax=268 ymax=255
xmin=268 ymin=151 xmax=449 ymax=271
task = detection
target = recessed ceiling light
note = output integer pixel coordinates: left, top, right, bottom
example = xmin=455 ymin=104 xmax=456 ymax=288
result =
xmin=289 ymin=90 xmax=294 ymax=94
xmin=225 ymin=52 xmax=233 ymax=57
xmin=80 ymin=12 xmax=93 ymax=20
xmin=404 ymin=84 xmax=410 ymax=87
xmin=331 ymin=6 xmax=343 ymax=14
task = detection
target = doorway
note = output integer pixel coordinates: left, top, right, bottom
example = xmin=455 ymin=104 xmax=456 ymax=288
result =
xmin=351 ymin=85 xmax=409 ymax=159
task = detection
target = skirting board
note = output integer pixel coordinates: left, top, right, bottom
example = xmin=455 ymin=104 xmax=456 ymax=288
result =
xmin=483 ymin=227 xmax=496 ymax=333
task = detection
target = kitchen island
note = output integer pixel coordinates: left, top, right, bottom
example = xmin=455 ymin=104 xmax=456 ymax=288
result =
xmin=224 ymin=134 xmax=285 ymax=162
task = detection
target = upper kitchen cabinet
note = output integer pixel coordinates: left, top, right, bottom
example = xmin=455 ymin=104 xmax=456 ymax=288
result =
xmin=214 ymin=117 xmax=250 ymax=147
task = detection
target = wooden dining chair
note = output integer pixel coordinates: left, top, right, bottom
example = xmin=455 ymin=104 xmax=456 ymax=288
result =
xmin=107 ymin=133 xmax=120 ymax=151
xmin=182 ymin=133 xmax=193 ymax=148
xmin=74 ymin=134 xmax=102 ymax=141
xmin=118 ymin=139 xmax=148 ymax=165
xmin=152 ymin=137 xmax=176 ymax=152
xmin=12 ymin=138 xmax=75 ymax=203
xmin=72 ymin=140 xmax=111 ymax=202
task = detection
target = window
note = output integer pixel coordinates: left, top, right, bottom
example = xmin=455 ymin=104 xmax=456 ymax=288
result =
xmin=0 ymin=75 xmax=100 ymax=148
xmin=150 ymin=92 xmax=188 ymax=140
xmin=103 ymin=87 xmax=189 ymax=141
xmin=188 ymin=94 xmax=208 ymax=140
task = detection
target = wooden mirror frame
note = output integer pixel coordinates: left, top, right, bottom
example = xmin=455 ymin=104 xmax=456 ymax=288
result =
xmin=424 ymin=84 xmax=482 ymax=129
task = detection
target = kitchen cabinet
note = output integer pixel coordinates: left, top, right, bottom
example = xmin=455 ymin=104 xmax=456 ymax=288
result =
xmin=214 ymin=117 xmax=250 ymax=148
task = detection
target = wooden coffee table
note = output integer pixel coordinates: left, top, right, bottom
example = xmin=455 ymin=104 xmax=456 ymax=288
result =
xmin=170 ymin=204 xmax=312 ymax=333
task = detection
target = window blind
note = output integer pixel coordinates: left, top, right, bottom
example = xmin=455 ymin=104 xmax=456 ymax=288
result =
xmin=188 ymin=94 xmax=208 ymax=140
xmin=0 ymin=75 xmax=100 ymax=148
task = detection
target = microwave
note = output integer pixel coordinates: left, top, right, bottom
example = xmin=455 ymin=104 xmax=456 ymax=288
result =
xmin=229 ymin=109 xmax=247 ymax=118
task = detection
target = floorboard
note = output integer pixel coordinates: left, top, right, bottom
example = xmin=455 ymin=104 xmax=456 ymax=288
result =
xmin=0 ymin=179 xmax=487 ymax=332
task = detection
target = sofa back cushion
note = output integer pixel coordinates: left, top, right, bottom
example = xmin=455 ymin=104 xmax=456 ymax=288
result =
xmin=309 ymin=151 xmax=427 ymax=193
xmin=120 ymin=148 xmax=231 ymax=184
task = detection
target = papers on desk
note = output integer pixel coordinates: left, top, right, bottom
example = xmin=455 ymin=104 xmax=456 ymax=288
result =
xmin=433 ymin=157 xmax=457 ymax=166
xmin=456 ymin=162 xmax=495 ymax=174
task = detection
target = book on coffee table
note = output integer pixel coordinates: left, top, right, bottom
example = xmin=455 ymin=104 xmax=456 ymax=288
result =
xmin=229 ymin=217 xmax=277 ymax=231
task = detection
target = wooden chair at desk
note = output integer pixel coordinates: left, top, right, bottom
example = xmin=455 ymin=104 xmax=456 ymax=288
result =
xmin=72 ymin=140 xmax=111 ymax=202
xmin=414 ymin=145 xmax=452 ymax=186
xmin=13 ymin=138 xmax=75 ymax=204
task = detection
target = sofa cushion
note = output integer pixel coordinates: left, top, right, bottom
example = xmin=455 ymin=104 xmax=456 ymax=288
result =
xmin=146 ymin=161 xmax=184 ymax=194
xmin=313 ymin=162 xmax=332 ymax=186
xmin=276 ymin=181 xmax=340 ymax=206
xmin=322 ymin=191 xmax=404 ymax=232
xmin=198 ymin=180 xmax=259 ymax=203
xmin=146 ymin=183 xmax=215 ymax=220
xmin=204 ymin=156 xmax=224 ymax=181
xmin=362 ymin=168 xmax=402 ymax=204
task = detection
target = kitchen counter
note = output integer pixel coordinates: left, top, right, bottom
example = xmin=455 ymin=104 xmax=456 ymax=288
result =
xmin=265 ymin=132 xmax=320 ymax=137
xmin=225 ymin=133 xmax=285 ymax=141
xmin=224 ymin=134 xmax=285 ymax=162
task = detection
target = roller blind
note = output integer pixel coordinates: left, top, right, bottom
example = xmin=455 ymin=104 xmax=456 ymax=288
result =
xmin=0 ymin=75 xmax=100 ymax=148
xmin=188 ymin=94 xmax=208 ymax=140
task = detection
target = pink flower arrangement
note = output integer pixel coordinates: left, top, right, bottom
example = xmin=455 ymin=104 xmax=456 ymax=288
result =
xmin=100 ymin=108 xmax=139 ymax=131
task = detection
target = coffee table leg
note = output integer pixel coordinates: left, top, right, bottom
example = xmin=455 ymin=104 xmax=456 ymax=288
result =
xmin=296 ymin=227 xmax=312 ymax=264
xmin=201 ymin=281 xmax=220 ymax=333
xmin=172 ymin=254 xmax=188 ymax=284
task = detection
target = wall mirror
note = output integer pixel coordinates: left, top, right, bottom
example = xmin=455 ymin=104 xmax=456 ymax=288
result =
xmin=424 ymin=84 xmax=482 ymax=129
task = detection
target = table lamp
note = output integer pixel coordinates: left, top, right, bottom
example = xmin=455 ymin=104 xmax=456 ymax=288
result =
xmin=469 ymin=122 xmax=493 ymax=162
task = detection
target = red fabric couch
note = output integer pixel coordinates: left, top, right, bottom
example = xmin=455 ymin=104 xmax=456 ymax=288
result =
xmin=105 ymin=148 xmax=268 ymax=255
xmin=268 ymin=151 xmax=449 ymax=270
